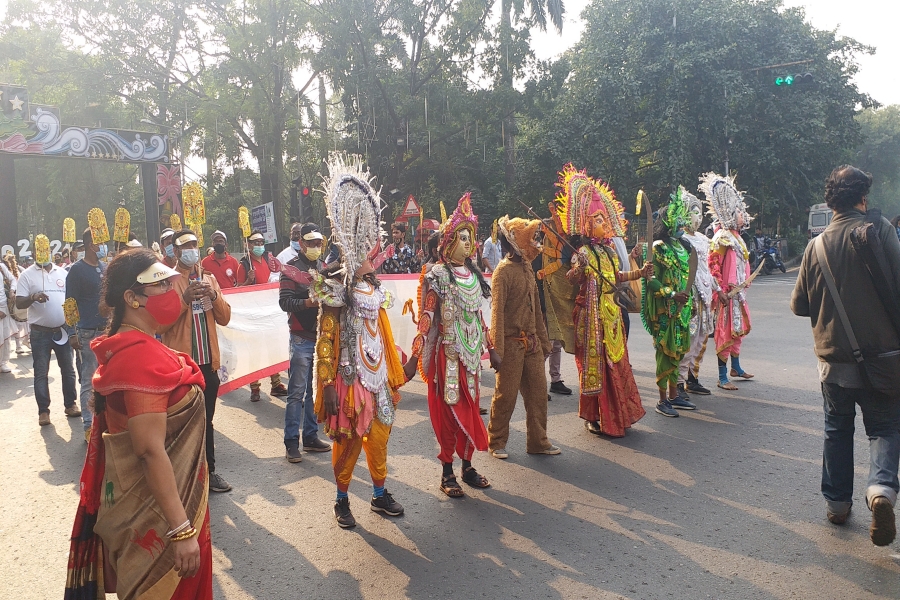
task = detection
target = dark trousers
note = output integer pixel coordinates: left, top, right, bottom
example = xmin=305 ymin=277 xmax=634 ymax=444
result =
xmin=621 ymin=308 xmax=631 ymax=339
xmin=200 ymin=363 xmax=221 ymax=473
xmin=822 ymin=382 xmax=900 ymax=510
xmin=31 ymin=328 xmax=77 ymax=415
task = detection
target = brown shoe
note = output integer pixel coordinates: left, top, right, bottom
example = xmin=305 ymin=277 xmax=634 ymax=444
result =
xmin=250 ymin=389 xmax=261 ymax=402
xmin=270 ymin=383 xmax=288 ymax=397
xmin=827 ymin=506 xmax=851 ymax=525
xmin=870 ymin=496 xmax=896 ymax=546
xmin=38 ymin=412 xmax=51 ymax=427
xmin=65 ymin=406 xmax=82 ymax=418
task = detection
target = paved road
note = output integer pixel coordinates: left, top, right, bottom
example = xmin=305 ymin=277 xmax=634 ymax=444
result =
xmin=2 ymin=270 xmax=900 ymax=599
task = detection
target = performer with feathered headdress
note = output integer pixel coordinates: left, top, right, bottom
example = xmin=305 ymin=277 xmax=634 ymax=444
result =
xmin=678 ymin=186 xmax=719 ymax=398
xmin=699 ymin=172 xmax=754 ymax=390
xmin=404 ymin=193 xmax=497 ymax=497
xmin=310 ymin=153 xmax=408 ymax=529
xmin=641 ymin=188 xmax=698 ymax=417
xmin=558 ymin=164 xmax=650 ymax=437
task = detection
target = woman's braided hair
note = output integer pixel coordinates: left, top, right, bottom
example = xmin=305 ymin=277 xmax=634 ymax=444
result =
xmin=824 ymin=165 xmax=873 ymax=213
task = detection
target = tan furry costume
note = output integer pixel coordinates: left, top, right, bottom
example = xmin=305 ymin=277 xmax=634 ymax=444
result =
xmin=488 ymin=217 xmax=554 ymax=453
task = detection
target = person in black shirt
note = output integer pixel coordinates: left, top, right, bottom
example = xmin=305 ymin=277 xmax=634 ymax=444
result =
xmin=278 ymin=223 xmax=331 ymax=462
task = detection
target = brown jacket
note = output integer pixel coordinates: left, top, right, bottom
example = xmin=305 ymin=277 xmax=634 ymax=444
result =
xmin=159 ymin=263 xmax=232 ymax=370
xmin=490 ymin=257 xmax=551 ymax=360
xmin=791 ymin=209 xmax=900 ymax=367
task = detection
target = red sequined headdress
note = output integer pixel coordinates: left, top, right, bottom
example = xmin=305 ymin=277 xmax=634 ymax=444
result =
xmin=439 ymin=192 xmax=479 ymax=261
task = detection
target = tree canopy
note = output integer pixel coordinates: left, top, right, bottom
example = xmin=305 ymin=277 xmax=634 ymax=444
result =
xmin=0 ymin=0 xmax=880 ymax=247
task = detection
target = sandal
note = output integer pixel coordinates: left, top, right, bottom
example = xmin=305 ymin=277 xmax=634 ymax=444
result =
xmin=717 ymin=381 xmax=738 ymax=391
xmin=440 ymin=474 xmax=464 ymax=498
xmin=730 ymin=369 xmax=754 ymax=379
xmin=461 ymin=466 xmax=491 ymax=489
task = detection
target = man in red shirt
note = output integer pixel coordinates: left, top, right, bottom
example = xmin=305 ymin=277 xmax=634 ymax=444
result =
xmin=236 ymin=230 xmax=288 ymax=401
xmin=201 ymin=230 xmax=241 ymax=289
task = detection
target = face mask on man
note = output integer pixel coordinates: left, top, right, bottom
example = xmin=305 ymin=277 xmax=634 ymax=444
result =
xmin=290 ymin=240 xmax=301 ymax=252
xmin=213 ymin=243 xmax=226 ymax=255
xmin=180 ymin=248 xmax=200 ymax=266
xmin=304 ymin=247 xmax=322 ymax=262
xmin=97 ymin=244 xmax=108 ymax=260
xmin=252 ymin=245 xmax=265 ymax=257
xmin=73 ymin=252 xmax=84 ymax=263
xmin=164 ymin=244 xmax=175 ymax=258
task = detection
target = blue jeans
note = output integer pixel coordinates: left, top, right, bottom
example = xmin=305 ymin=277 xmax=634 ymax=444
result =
xmin=31 ymin=328 xmax=77 ymax=415
xmin=76 ymin=328 xmax=103 ymax=431
xmin=822 ymin=382 xmax=900 ymax=513
xmin=285 ymin=335 xmax=318 ymax=447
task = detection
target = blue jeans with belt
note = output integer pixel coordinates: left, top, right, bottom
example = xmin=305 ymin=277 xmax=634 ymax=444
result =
xmin=31 ymin=327 xmax=77 ymax=415
xmin=76 ymin=328 xmax=103 ymax=431
xmin=821 ymin=382 xmax=900 ymax=513
xmin=285 ymin=334 xmax=318 ymax=448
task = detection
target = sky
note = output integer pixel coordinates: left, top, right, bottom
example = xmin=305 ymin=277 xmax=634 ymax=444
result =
xmin=530 ymin=0 xmax=900 ymax=106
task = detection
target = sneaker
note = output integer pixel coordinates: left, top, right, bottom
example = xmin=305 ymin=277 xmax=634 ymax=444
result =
xmin=491 ymin=448 xmax=509 ymax=460
xmin=0 ymin=364 xmax=12 ymax=373
xmin=669 ymin=396 xmax=696 ymax=410
xmin=270 ymin=383 xmax=288 ymax=397
xmin=334 ymin=497 xmax=356 ymax=528
xmin=371 ymin=490 xmax=404 ymax=516
xmin=249 ymin=389 xmax=261 ymax=403
xmin=870 ymin=496 xmax=896 ymax=546
xmin=676 ymin=382 xmax=689 ymax=400
xmin=286 ymin=447 xmax=303 ymax=463
xmin=530 ymin=444 xmax=561 ymax=455
xmin=16 ymin=347 xmax=28 ymax=355
xmin=655 ymin=400 xmax=679 ymax=417
xmin=303 ymin=437 xmax=332 ymax=452
xmin=208 ymin=472 xmax=233 ymax=493
xmin=64 ymin=406 xmax=82 ymax=418
xmin=550 ymin=381 xmax=573 ymax=395
xmin=827 ymin=505 xmax=851 ymax=525
xmin=687 ymin=381 xmax=711 ymax=395
xmin=38 ymin=412 xmax=51 ymax=427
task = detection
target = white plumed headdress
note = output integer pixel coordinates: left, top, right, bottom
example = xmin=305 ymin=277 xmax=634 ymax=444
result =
xmin=321 ymin=153 xmax=385 ymax=285
xmin=698 ymin=172 xmax=750 ymax=231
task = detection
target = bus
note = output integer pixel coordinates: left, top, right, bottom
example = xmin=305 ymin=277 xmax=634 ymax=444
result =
xmin=808 ymin=203 xmax=832 ymax=238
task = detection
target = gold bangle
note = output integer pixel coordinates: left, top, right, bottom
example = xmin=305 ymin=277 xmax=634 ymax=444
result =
xmin=170 ymin=527 xmax=198 ymax=542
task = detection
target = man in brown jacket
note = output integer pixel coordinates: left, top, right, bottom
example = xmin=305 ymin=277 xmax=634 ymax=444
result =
xmin=791 ymin=165 xmax=900 ymax=546
xmin=488 ymin=216 xmax=561 ymax=459
xmin=160 ymin=230 xmax=233 ymax=493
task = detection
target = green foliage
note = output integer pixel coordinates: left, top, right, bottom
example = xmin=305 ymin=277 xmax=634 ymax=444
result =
xmin=856 ymin=105 xmax=900 ymax=218
xmin=0 ymin=0 xmax=876 ymax=243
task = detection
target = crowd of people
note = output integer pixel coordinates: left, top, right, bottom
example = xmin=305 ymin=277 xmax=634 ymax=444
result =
xmin=0 ymin=155 xmax=892 ymax=598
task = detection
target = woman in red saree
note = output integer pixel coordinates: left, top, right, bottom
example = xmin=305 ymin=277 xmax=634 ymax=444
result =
xmin=65 ymin=249 xmax=212 ymax=600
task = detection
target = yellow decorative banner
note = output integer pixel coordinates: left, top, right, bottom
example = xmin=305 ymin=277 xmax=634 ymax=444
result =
xmin=183 ymin=182 xmax=206 ymax=225
xmin=113 ymin=208 xmax=131 ymax=243
xmin=170 ymin=213 xmax=182 ymax=230
xmin=34 ymin=234 xmax=51 ymax=265
xmin=62 ymin=218 xmax=76 ymax=243
xmin=64 ymin=298 xmax=80 ymax=326
xmin=87 ymin=208 xmax=110 ymax=244
xmin=192 ymin=222 xmax=204 ymax=247
xmin=238 ymin=206 xmax=251 ymax=238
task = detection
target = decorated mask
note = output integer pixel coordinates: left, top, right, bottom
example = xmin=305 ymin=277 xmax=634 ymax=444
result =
xmin=664 ymin=187 xmax=689 ymax=237
xmin=699 ymin=172 xmax=750 ymax=232
xmin=681 ymin=186 xmax=703 ymax=232
xmin=321 ymin=153 xmax=385 ymax=286
xmin=439 ymin=192 xmax=478 ymax=264
xmin=498 ymin=215 xmax=542 ymax=263
xmin=554 ymin=163 xmax=626 ymax=239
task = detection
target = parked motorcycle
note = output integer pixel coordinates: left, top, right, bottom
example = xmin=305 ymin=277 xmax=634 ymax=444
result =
xmin=749 ymin=236 xmax=786 ymax=275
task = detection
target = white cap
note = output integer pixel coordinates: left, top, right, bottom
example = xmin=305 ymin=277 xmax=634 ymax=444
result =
xmin=174 ymin=232 xmax=198 ymax=246
xmin=248 ymin=232 xmax=265 ymax=242
xmin=136 ymin=261 xmax=181 ymax=284
xmin=212 ymin=230 xmax=227 ymax=241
